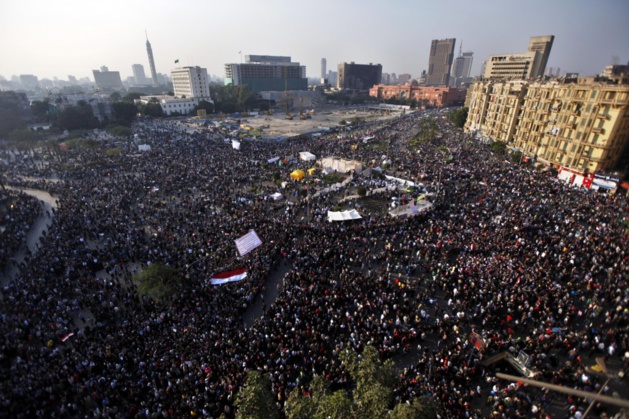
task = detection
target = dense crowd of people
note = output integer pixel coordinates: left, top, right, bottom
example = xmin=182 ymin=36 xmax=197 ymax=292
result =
xmin=0 ymin=110 xmax=628 ymax=418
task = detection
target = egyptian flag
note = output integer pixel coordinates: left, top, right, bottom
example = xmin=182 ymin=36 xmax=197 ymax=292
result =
xmin=61 ymin=332 xmax=74 ymax=342
xmin=210 ymin=268 xmax=247 ymax=285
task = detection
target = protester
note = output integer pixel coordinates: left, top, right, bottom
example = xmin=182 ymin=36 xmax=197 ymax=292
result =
xmin=0 ymin=111 xmax=627 ymax=418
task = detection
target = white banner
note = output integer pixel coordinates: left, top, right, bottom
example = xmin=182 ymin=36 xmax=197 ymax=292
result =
xmin=232 ymin=140 xmax=241 ymax=150
xmin=234 ymin=230 xmax=262 ymax=256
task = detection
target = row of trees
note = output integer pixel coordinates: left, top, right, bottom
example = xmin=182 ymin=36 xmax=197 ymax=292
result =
xmin=234 ymin=346 xmax=437 ymax=419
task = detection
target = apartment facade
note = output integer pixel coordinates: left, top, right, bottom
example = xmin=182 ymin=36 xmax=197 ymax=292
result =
xmin=337 ymin=62 xmax=382 ymax=91
xmin=465 ymin=79 xmax=629 ymax=173
xmin=171 ymin=66 xmax=211 ymax=98
xmin=224 ymin=55 xmax=307 ymax=93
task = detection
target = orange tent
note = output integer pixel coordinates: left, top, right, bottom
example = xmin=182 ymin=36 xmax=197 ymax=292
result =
xmin=290 ymin=170 xmax=305 ymax=181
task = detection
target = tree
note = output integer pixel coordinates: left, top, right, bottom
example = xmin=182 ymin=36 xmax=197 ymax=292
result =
xmin=58 ymin=102 xmax=100 ymax=131
xmin=30 ymin=99 xmax=52 ymax=123
xmin=134 ymin=263 xmax=182 ymax=300
xmin=0 ymin=91 xmax=29 ymax=137
xmin=112 ymin=102 xmax=138 ymax=126
xmin=390 ymin=397 xmax=438 ymax=419
xmin=357 ymin=186 xmax=367 ymax=197
xmin=315 ymin=390 xmax=353 ymax=419
xmin=194 ymin=100 xmax=215 ymax=115
xmin=109 ymin=91 xmax=122 ymax=102
xmin=141 ymin=102 xmax=164 ymax=117
xmin=123 ymin=92 xmax=143 ymax=102
xmin=447 ymin=107 xmax=468 ymax=128
xmin=285 ymin=388 xmax=316 ymax=419
xmin=235 ymin=371 xmax=279 ymax=419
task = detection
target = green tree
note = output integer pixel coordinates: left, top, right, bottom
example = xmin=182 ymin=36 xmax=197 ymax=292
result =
xmin=112 ymin=102 xmax=138 ymax=126
xmin=357 ymin=186 xmax=367 ymax=197
xmin=235 ymin=371 xmax=279 ymax=419
xmin=109 ymin=91 xmax=122 ymax=102
xmin=134 ymin=263 xmax=182 ymax=300
xmin=58 ymin=102 xmax=100 ymax=131
xmin=447 ymin=107 xmax=468 ymax=128
xmin=30 ymin=99 xmax=52 ymax=123
xmin=123 ymin=92 xmax=143 ymax=102
xmin=285 ymin=388 xmax=316 ymax=419
xmin=194 ymin=100 xmax=215 ymax=115
xmin=0 ymin=91 xmax=29 ymax=137
xmin=390 ymin=397 xmax=437 ymax=419
xmin=315 ymin=390 xmax=353 ymax=419
xmin=141 ymin=102 xmax=164 ymax=117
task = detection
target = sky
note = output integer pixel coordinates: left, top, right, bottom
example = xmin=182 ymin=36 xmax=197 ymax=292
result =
xmin=1 ymin=0 xmax=628 ymax=82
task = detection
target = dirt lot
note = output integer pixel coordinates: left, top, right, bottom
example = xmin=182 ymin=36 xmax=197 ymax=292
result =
xmin=240 ymin=106 xmax=404 ymax=138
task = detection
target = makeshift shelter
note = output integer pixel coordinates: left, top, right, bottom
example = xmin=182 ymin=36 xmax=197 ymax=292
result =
xmin=307 ymin=168 xmax=317 ymax=176
xmin=290 ymin=170 xmax=305 ymax=181
xmin=320 ymin=157 xmax=362 ymax=174
xmin=327 ymin=209 xmax=362 ymax=222
xmin=138 ymin=144 xmax=151 ymax=152
xmin=299 ymin=152 xmax=316 ymax=161
xmin=270 ymin=192 xmax=283 ymax=201
xmin=389 ymin=200 xmax=433 ymax=218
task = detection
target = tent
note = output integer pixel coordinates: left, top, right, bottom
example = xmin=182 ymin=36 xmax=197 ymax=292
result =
xmin=389 ymin=200 xmax=433 ymax=218
xmin=307 ymin=168 xmax=317 ymax=176
xmin=290 ymin=170 xmax=305 ymax=181
xmin=299 ymin=152 xmax=316 ymax=161
xmin=327 ymin=209 xmax=362 ymax=222
xmin=270 ymin=192 xmax=283 ymax=201
xmin=138 ymin=144 xmax=151 ymax=152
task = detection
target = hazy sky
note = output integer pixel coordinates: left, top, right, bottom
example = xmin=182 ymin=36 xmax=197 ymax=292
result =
xmin=1 ymin=0 xmax=628 ymax=82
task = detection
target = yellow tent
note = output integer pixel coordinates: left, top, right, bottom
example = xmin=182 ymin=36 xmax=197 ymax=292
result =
xmin=290 ymin=169 xmax=305 ymax=181
xmin=307 ymin=168 xmax=317 ymax=176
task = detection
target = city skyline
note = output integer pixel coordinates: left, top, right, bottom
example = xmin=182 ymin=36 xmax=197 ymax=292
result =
xmin=1 ymin=0 xmax=628 ymax=83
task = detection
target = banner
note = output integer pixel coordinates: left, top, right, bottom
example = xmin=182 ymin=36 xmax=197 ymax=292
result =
xmin=231 ymin=140 xmax=241 ymax=150
xmin=234 ymin=230 xmax=262 ymax=256
xmin=210 ymin=268 xmax=247 ymax=285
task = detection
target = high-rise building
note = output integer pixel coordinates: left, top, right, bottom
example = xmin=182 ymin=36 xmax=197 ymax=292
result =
xmin=171 ymin=66 xmax=211 ymax=98
xmin=527 ymin=35 xmax=554 ymax=79
xmin=145 ymin=33 xmax=158 ymax=86
xmin=321 ymin=58 xmax=326 ymax=79
xmin=337 ymin=62 xmax=382 ymax=91
xmin=426 ymin=38 xmax=456 ymax=86
xmin=92 ymin=68 xmax=123 ymax=91
xmin=224 ymin=55 xmax=307 ymax=93
xmin=482 ymin=51 xmax=541 ymax=81
xmin=465 ymin=78 xmax=629 ymax=173
xmin=397 ymin=74 xmax=412 ymax=84
xmin=19 ymin=74 xmax=39 ymax=89
xmin=132 ymin=64 xmax=148 ymax=86
xmin=450 ymin=51 xmax=474 ymax=87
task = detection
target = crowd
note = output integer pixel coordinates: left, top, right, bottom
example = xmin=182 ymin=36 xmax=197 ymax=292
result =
xmin=0 ymin=189 xmax=42 ymax=274
xmin=0 ymin=110 xmax=627 ymax=418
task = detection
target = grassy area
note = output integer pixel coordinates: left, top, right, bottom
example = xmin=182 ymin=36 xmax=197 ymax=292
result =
xmin=322 ymin=173 xmax=348 ymax=184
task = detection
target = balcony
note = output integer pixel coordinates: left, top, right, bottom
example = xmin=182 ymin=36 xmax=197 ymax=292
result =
xmin=595 ymin=113 xmax=610 ymax=120
xmin=591 ymin=127 xmax=605 ymax=134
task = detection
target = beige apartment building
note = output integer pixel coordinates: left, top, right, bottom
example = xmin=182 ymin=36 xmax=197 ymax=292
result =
xmin=465 ymin=79 xmax=629 ymax=173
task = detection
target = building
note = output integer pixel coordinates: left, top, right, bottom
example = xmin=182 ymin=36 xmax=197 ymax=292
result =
xmin=171 ymin=66 xmax=211 ymax=99
xmin=132 ymin=64 xmax=149 ymax=86
xmin=137 ymin=95 xmax=202 ymax=116
xmin=450 ymin=51 xmax=473 ymax=87
xmin=527 ymin=35 xmax=554 ymax=79
xmin=600 ymin=62 xmax=629 ymax=84
xmin=397 ymin=74 xmax=412 ymax=85
xmin=321 ymin=58 xmax=326 ymax=79
xmin=60 ymin=93 xmax=113 ymax=122
xmin=146 ymin=34 xmax=158 ymax=86
xmin=370 ymin=81 xmax=466 ymax=107
xmin=92 ymin=68 xmax=124 ymax=91
xmin=426 ymin=38 xmax=456 ymax=86
xmin=224 ymin=55 xmax=307 ymax=93
xmin=465 ymin=78 xmax=629 ymax=173
xmin=337 ymin=62 xmax=382 ymax=91
xmin=482 ymin=35 xmax=554 ymax=81
xmin=19 ymin=74 xmax=39 ymax=89
xmin=482 ymin=51 xmax=541 ymax=81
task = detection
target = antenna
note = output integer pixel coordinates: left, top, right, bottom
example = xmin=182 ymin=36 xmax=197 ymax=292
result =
xmin=458 ymin=42 xmax=463 ymax=58
xmin=145 ymin=30 xmax=148 ymax=40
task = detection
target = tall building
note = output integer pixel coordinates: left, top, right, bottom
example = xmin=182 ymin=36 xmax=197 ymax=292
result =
xmin=145 ymin=33 xmax=158 ymax=86
xmin=426 ymin=38 xmax=456 ymax=86
xmin=19 ymin=74 xmax=39 ymax=89
xmin=171 ymin=66 xmax=211 ymax=98
xmin=482 ymin=51 xmax=540 ymax=81
xmin=92 ymin=68 xmax=123 ymax=91
xmin=527 ymin=35 xmax=554 ymax=79
xmin=132 ymin=64 xmax=148 ymax=85
xmin=450 ymin=51 xmax=474 ymax=87
xmin=337 ymin=62 xmax=382 ymax=91
xmin=321 ymin=58 xmax=326 ymax=79
xmin=397 ymin=74 xmax=412 ymax=84
xmin=224 ymin=55 xmax=307 ymax=93
xmin=465 ymin=78 xmax=629 ymax=173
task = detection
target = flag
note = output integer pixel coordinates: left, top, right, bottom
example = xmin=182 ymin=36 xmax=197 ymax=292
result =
xmin=210 ymin=268 xmax=247 ymax=285
xmin=234 ymin=230 xmax=262 ymax=256
xmin=61 ymin=332 xmax=74 ymax=342
xmin=175 ymin=59 xmax=179 ymax=63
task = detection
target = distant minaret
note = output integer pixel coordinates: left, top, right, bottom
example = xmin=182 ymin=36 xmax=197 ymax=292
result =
xmin=145 ymin=31 xmax=158 ymax=86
